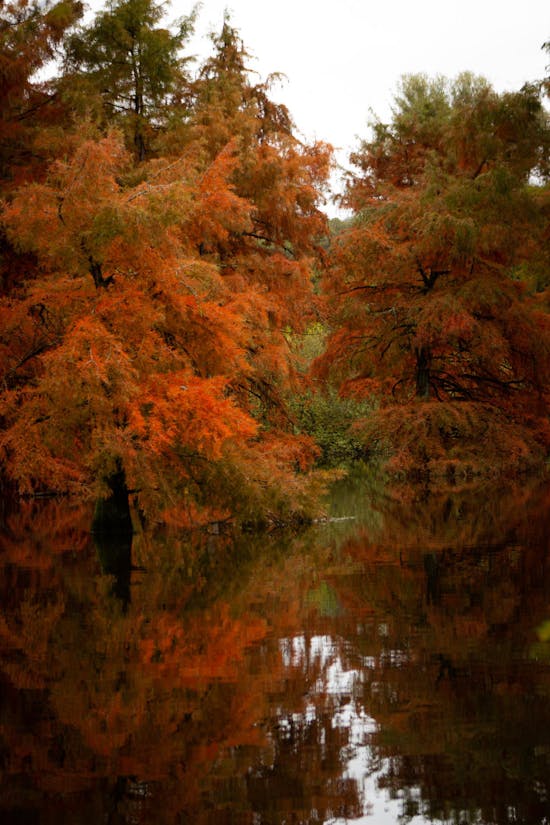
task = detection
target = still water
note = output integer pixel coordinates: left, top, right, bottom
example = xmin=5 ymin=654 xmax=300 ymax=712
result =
xmin=1 ymin=475 xmax=549 ymax=824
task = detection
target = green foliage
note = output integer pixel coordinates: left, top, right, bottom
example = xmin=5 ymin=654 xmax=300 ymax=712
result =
xmin=286 ymin=322 xmax=328 ymax=371
xmin=328 ymin=215 xmax=354 ymax=235
xmin=64 ymin=0 xmax=198 ymax=159
xmin=287 ymin=323 xmax=375 ymax=468
xmin=537 ymin=619 xmax=550 ymax=643
xmin=290 ymin=388 xmax=373 ymax=468
xmin=306 ymin=580 xmax=341 ymax=617
xmin=286 ymin=322 xmax=373 ymax=467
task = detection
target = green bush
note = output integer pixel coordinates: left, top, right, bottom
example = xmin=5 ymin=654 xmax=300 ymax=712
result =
xmin=290 ymin=388 xmax=373 ymax=468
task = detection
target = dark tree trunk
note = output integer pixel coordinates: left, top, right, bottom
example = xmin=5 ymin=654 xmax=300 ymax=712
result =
xmin=92 ymin=463 xmax=132 ymax=536
xmin=92 ymin=463 xmax=133 ymax=608
xmin=415 ymin=346 xmax=431 ymax=399
xmin=133 ymin=114 xmax=146 ymax=163
xmin=94 ymin=530 xmax=132 ymax=608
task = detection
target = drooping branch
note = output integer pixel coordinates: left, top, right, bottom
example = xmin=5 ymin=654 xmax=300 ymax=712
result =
xmin=87 ymin=254 xmax=114 ymax=289
xmin=459 ymin=372 xmax=526 ymax=392
xmin=472 ymin=158 xmax=488 ymax=180
xmin=391 ymin=376 xmax=409 ymax=398
xmin=338 ymin=281 xmax=412 ymax=296
xmin=4 ymin=342 xmax=55 ymax=387
xmin=241 ymin=230 xmax=296 ymax=259
xmin=416 ymin=259 xmax=450 ymax=293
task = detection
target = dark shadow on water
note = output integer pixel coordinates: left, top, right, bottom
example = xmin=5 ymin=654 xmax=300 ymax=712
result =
xmin=91 ymin=466 xmax=134 ymax=609
xmin=93 ymin=531 xmax=132 ymax=609
xmin=91 ymin=466 xmax=133 ymax=538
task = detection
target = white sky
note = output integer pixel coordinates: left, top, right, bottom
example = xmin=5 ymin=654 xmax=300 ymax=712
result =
xmin=182 ymin=0 xmax=549 ymax=211
xmin=186 ymin=0 xmax=549 ymax=142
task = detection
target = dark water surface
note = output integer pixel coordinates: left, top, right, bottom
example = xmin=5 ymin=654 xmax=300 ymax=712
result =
xmin=1 ymin=475 xmax=549 ymax=824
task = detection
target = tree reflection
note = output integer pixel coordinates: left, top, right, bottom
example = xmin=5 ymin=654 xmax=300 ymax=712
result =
xmin=322 ymin=476 xmax=550 ymax=824
xmin=0 ymin=503 xmax=359 ymax=823
xmin=0 ymin=478 xmax=549 ymax=823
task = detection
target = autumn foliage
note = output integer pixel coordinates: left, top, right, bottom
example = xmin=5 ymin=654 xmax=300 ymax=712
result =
xmin=0 ymin=3 xmax=332 ymax=525
xmin=318 ymin=74 xmax=550 ymax=478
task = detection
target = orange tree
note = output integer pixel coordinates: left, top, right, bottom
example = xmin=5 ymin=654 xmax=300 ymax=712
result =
xmin=0 ymin=0 xmax=85 ymax=300
xmin=318 ymin=73 xmax=550 ymax=478
xmin=0 ymin=11 xmax=333 ymax=526
xmin=185 ymin=19 xmax=332 ymax=428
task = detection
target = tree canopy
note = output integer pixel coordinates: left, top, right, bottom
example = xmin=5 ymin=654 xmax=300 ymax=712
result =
xmin=0 ymin=1 xmax=332 ymax=526
xmin=0 ymin=0 xmax=84 ymax=185
xmin=317 ymin=73 xmax=550 ymax=478
xmin=63 ymin=0 xmax=198 ymax=160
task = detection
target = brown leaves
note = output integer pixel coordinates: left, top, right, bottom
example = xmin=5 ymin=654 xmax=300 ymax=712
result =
xmin=319 ymin=77 xmax=549 ymax=476
xmin=0 ymin=87 xmax=331 ymax=521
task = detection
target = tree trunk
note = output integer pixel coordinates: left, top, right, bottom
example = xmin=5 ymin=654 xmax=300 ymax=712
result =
xmin=92 ymin=463 xmax=132 ymax=536
xmin=92 ymin=463 xmax=133 ymax=607
xmin=415 ymin=346 xmax=431 ymax=399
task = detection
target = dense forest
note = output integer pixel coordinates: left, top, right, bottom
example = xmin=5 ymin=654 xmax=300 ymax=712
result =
xmin=1 ymin=0 xmax=549 ymax=529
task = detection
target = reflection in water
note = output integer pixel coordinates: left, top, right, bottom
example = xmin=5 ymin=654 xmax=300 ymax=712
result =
xmin=0 ymin=477 xmax=549 ymax=823
xmin=94 ymin=530 xmax=133 ymax=608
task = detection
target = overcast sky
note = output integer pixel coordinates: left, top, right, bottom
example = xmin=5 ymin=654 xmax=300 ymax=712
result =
xmin=86 ymin=0 xmax=549 ymax=210
xmin=182 ymin=0 xmax=549 ymax=210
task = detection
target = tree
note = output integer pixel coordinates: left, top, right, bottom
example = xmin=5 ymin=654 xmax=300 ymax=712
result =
xmin=317 ymin=73 xmax=550 ymax=477
xmin=186 ymin=18 xmax=333 ymax=428
xmin=0 ymin=1 xmax=85 ymax=301
xmin=1 ymin=133 xmax=258 ymax=515
xmin=0 ymin=0 xmax=83 ymax=185
xmin=0 ymin=53 xmax=332 ymax=526
xmin=0 ymin=8 xmax=334 ymax=524
xmin=64 ymin=0 xmax=197 ymax=161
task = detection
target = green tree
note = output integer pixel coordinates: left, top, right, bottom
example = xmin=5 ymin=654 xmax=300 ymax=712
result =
xmin=64 ymin=0 xmax=197 ymax=160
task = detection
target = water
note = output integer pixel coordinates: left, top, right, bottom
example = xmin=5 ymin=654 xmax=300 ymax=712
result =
xmin=0 ymin=475 xmax=549 ymax=824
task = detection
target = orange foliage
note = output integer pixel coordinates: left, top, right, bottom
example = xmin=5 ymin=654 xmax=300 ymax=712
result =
xmin=0 ymin=63 xmax=331 ymax=521
xmin=318 ymin=75 xmax=550 ymax=477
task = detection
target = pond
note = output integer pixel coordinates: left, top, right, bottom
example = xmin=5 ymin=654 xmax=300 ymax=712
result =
xmin=1 ymin=473 xmax=549 ymax=824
